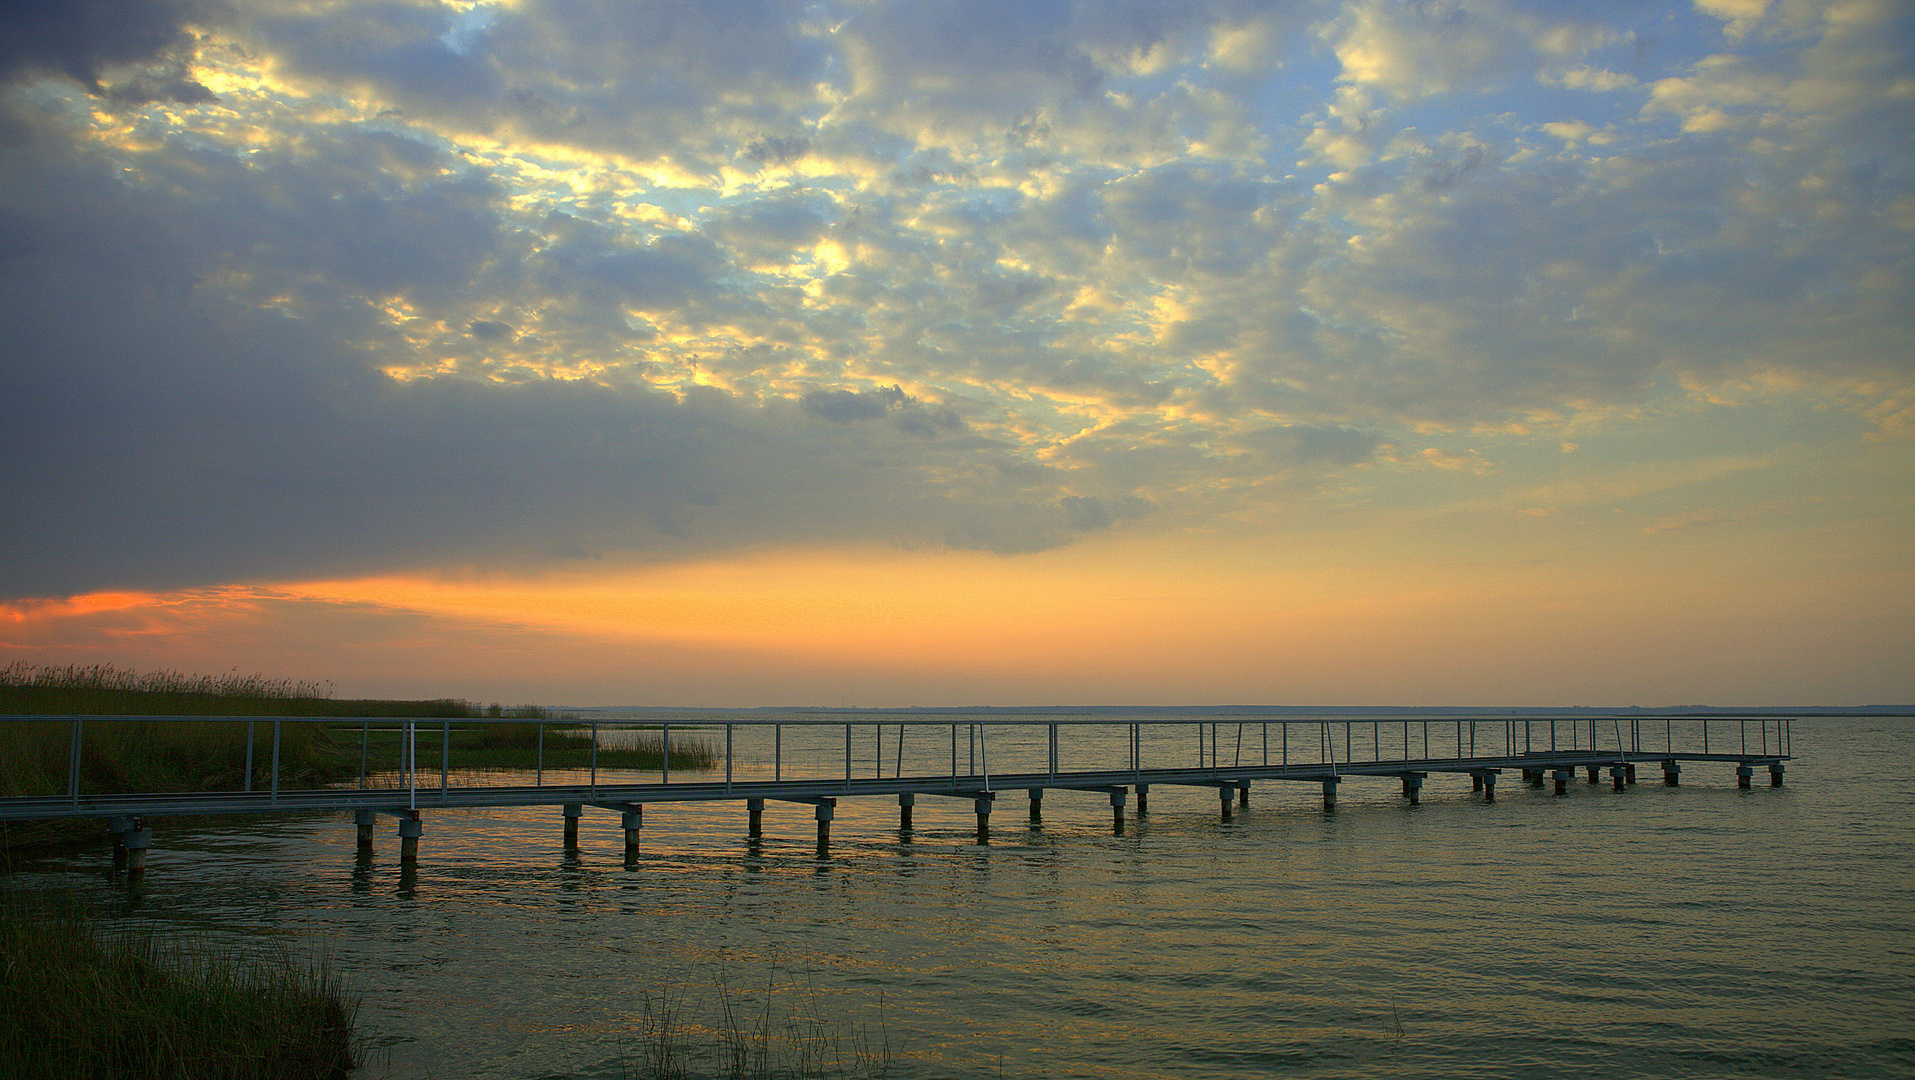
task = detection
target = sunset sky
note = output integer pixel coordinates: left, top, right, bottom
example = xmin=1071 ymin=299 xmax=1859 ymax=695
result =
xmin=2 ymin=0 xmax=1909 ymax=707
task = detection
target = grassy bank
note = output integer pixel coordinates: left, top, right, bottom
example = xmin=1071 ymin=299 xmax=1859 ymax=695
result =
xmin=0 ymin=664 xmax=715 ymax=850
xmin=0 ymin=901 xmax=357 ymax=1080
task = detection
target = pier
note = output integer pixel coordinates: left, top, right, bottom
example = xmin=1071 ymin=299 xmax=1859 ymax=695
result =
xmin=1 ymin=714 xmax=1793 ymax=870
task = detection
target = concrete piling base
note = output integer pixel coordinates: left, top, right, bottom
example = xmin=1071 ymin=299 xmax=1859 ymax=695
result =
xmin=1134 ymin=784 xmax=1149 ymax=815
xmin=563 ymin=803 xmax=581 ymax=847
xmin=398 ymin=812 xmax=422 ymax=864
xmin=1402 ymin=774 xmax=1423 ymax=806
xmin=124 ymin=824 xmax=151 ymax=877
xmin=1219 ymin=785 xmax=1234 ymax=820
xmin=747 ymin=797 xmax=765 ymax=838
xmin=1610 ymin=765 xmax=1627 ymax=792
xmin=1586 ymin=765 xmax=1600 ymax=784
xmin=1028 ymin=788 xmax=1043 ymax=824
xmin=974 ymin=796 xmax=993 ymax=843
xmin=815 ymin=800 xmax=834 ymax=855
xmin=1482 ymin=772 xmax=1497 ymax=803
xmin=1322 ymin=776 xmax=1339 ymax=811
xmin=1110 ymin=789 xmax=1126 ymax=833
xmin=1238 ymin=781 xmax=1249 ymax=808
xmin=897 ymin=792 xmax=914 ymax=831
xmin=108 ymin=815 xmax=135 ymax=872
xmin=1737 ymin=764 xmax=1754 ymax=790
xmin=1663 ymin=761 xmax=1681 ymax=786
xmin=1626 ymin=763 xmax=1637 ymax=785
xmin=1554 ymin=769 xmax=1571 ymax=796
xmin=1770 ymin=763 xmax=1784 ymax=787
xmin=356 ymin=809 xmax=376 ymax=854
xmin=622 ymin=807 xmax=644 ymax=860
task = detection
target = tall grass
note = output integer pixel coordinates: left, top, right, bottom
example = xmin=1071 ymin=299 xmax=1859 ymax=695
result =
xmin=0 ymin=901 xmax=358 ymax=1080
xmin=630 ymin=963 xmax=891 ymax=1080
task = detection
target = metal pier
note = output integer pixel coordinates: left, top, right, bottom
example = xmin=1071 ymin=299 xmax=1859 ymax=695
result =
xmin=1 ymin=714 xmax=1793 ymax=869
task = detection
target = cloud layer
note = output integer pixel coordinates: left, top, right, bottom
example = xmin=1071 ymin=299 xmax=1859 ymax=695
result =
xmin=2 ymin=0 xmax=1909 ymax=602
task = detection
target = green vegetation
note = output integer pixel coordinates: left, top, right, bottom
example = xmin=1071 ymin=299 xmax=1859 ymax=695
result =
xmin=0 ymin=662 xmax=477 ymax=719
xmin=0 ymin=901 xmax=357 ymax=1080
xmin=631 ymin=966 xmax=891 ymax=1080
xmin=0 ymin=663 xmax=717 ymax=849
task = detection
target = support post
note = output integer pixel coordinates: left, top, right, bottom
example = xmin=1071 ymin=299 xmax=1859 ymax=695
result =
xmin=1610 ymin=765 xmax=1627 ymax=792
xmin=622 ymin=806 xmax=644 ymax=860
xmin=1109 ymin=788 xmax=1127 ymax=833
xmin=563 ymin=803 xmax=582 ymax=847
xmin=815 ymin=799 xmax=834 ymax=855
xmin=1625 ymin=763 xmax=1637 ymax=785
xmin=398 ymin=811 xmax=422 ymax=865
xmin=1737 ymin=763 xmax=1754 ymax=790
xmin=1769 ymin=762 xmax=1784 ymax=787
xmin=1662 ymin=760 xmax=1680 ymax=786
xmin=1134 ymin=783 xmax=1149 ymax=815
xmin=1403 ymin=774 xmax=1423 ymax=806
xmin=355 ymin=809 xmax=376 ymax=854
xmin=747 ymin=797 xmax=765 ymax=838
xmin=1553 ymin=769 xmax=1571 ymax=796
xmin=1028 ymin=788 xmax=1043 ymax=824
xmin=1322 ymin=775 xmax=1340 ymax=811
xmin=124 ymin=822 xmax=151 ymax=878
xmin=106 ymin=815 xmax=136 ymax=872
xmin=974 ymin=796 xmax=993 ymax=843
xmin=1527 ymin=769 xmax=1544 ymax=789
xmin=1586 ymin=764 xmax=1600 ymax=784
xmin=1218 ymin=784 xmax=1234 ymax=821
xmin=1471 ymin=773 xmax=1484 ymax=792
xmin=1238 ymin=780 xmax=1250 ymax=808
xmin=897 ymin=792 xmax=914 ymax=831
xmin=1481 ymin=772 xmax=1497 ymax=803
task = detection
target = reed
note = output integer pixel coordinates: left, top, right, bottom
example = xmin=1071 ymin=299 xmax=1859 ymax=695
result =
xmin=630 ymin=963 xmax=891 ymax=1080
xmin=347 ymin=722 xmax=721 ymax=774
xmin=0 ymin=901 xmax=358 ymax=1080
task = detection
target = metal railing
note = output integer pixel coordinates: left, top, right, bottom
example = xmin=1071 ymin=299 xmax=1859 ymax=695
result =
xmin=2 ymin=713 xmax=1794 ymax=818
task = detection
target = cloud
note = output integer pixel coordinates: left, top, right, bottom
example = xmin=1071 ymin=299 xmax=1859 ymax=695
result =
xmin=0 ymin=0 xmax=1906 ymax=609
xmin=0 ymin=0 xmax=213 ymax=91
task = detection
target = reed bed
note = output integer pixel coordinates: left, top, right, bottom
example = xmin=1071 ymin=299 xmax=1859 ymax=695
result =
xmin=346 ymin=720 xmax=720 ymax=775
xmin=631 ymin=963 xmax=891 ymax=1080
xmin=0 ymin=902 xmax=358 ymax=1080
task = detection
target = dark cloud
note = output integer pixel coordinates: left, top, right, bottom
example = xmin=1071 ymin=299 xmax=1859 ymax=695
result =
xmin=1234 ymin=425 xmax=1381 ymax=466
xmin=0 ymin=0 xmax=213 ymax=90
xmin=800 ymin=386 xmax=968 ymax=439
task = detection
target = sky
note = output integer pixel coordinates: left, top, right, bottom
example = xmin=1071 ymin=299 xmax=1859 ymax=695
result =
xmin=0 ymin=0 xmax=1909 ymax=708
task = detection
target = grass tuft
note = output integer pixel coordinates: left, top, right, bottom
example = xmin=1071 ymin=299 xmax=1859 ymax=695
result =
xmin=0 ymin=901 xmax=358 ymax=1080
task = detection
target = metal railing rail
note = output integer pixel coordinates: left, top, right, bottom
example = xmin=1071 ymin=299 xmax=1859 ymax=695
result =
xmin=1 ymin=713 xmax=1796 ymax=823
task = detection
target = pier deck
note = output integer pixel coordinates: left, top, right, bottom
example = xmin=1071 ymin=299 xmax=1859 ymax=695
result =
xmin=0 ymin=714 xmax=1793 ymax=867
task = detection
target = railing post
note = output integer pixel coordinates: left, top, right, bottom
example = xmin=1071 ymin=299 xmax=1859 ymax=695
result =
xmin=67 ymin=718 xmax=82 ymax=803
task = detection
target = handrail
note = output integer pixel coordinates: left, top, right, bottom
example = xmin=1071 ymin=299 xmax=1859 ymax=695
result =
xmin=0 ymin=714 xmax=1798 ymax=818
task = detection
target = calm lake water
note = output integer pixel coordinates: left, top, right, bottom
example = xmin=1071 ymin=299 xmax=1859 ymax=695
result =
xmin=8 ymin=715 xmax=1912 ymax=1079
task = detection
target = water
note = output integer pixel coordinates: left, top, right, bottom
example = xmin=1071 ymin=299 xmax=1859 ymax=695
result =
xmin=7 ymin=716 xmax=1912 ymax=1079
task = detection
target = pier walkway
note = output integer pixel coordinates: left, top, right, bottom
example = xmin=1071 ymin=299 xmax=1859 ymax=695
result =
xmin=1 ymin=714 xmax=1792 ymax=869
